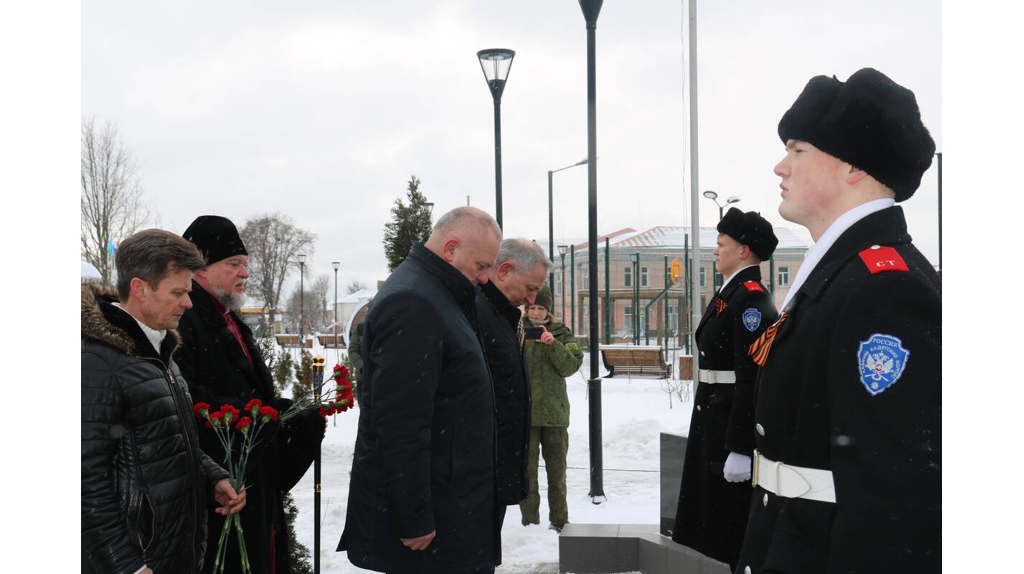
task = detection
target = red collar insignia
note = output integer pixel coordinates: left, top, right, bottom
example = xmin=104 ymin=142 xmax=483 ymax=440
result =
xmin=743 ymin=281 xmax=764 ymax=292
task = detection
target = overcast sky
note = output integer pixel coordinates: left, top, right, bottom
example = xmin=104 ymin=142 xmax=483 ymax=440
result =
xmin=81 ymin=0 xmax=941 ymax=294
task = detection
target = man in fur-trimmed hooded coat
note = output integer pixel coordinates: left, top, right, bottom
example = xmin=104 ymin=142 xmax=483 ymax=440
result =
xmin=82 ymin=229 xmax=245 ymax=574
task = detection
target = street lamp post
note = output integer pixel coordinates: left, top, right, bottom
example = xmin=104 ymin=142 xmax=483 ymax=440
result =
xmin=558 ymin=245 xmax=568 ymax=320
xmin=298 ymin=254 xmax=307 ymax=342
xmin=701 ymin=191 xmax=739 ymax=289
xmin=577 ymin=0 xmax=606 ymax=503
xmin=332 ymin=262 xmax=340 ymax=338
xmin=548 ymin=158 xmax=588 ymax=289
xmin=477 ymin=48 xmax=515 ymax=229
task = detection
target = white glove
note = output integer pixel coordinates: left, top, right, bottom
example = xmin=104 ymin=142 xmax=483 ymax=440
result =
xmin=724 ymin=452 xmax=752 ymax=483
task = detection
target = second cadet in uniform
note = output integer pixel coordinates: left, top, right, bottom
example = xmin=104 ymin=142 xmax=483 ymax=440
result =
xmin=672 ymin=208 xmax=779 ymax=570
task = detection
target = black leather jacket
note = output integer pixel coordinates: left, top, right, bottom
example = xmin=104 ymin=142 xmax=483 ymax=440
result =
xmin=82 ymin=285 xmax=228 ymax=574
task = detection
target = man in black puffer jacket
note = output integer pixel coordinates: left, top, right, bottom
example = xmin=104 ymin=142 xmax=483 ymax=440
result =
xmin=82 ymin=229 xmax=247 ymax=574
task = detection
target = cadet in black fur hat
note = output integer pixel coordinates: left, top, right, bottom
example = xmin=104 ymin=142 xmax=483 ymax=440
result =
xmin=671 ymin=208 xmax=778 ymax=570
xmin=735 ymin=69 xmax=941 ymax=574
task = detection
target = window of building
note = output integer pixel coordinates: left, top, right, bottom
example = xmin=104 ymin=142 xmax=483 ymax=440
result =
xmin=555 ymin=272 xmax=562 ymax=296
xmin=624 ymin=306 xmax=633 ymax=334
xmin=779 ymin=266 xmax=790 ymax=287
xmin=699 ymin=266 xmax=706 ymax=287
xmin=668 ymin=305 xmax=679 ymax=332
xmin=641 ymin=266 xmax=649 ymax=287
xmin=581 ymin=265 xmax=589 ymax=289
xmin=624 ymin=266 xmax=632 ymax=287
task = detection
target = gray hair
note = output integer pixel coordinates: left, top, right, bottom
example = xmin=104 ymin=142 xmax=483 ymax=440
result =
xmin=432 ymin=206 xmax=502 ymax=241
xmin=495 ymin=238 xmax=553 ymax=273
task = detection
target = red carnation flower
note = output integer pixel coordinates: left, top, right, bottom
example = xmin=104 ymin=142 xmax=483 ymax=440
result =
xmin=259 ymin=405 xmax=279 ymax=422
xmin=235 ymin=416 xmax=252 ymax=431
xmin=207 ymin=410 xmax=225 ymax=428
xmin=244 ymin=399 xmax=262 ymax=415
xmin=193 ymin=402 xmax=211 ymax=419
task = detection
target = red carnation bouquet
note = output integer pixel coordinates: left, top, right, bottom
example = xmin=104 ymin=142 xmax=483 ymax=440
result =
xmin=191 ymin=365 xmax=353 ymax=573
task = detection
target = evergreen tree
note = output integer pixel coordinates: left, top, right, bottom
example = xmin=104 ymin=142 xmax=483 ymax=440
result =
xmin=272 ymin=349 xmax=295 ymax=396
xmin=281 ymin=492 xmax=314 ymax=574
xmin=382 ymin=175 xmax=433 ymax=272
xmin=295 ymin=349 xmax=314 ymax=394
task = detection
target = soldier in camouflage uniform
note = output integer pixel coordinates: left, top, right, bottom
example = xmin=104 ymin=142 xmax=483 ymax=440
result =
xmin=519 ymin=285 xmax=584 ymax=532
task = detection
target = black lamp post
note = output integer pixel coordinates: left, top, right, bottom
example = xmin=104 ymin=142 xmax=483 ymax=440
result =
xmin=332 ymin=261 xmax=340 ymax=338
xmin=578 ymin=0 xmax=606 ymax=504
xmin=298 ymin=254 xmax=306 ymax=341
xmin=702 ymin=191 xmax=739 ymax=289
xmin=558 ymin=245 xmax=568 ymax=319
xmin=549 ymin=158 xmax=588 ymax=289
xmin=477 ymin=48 xmax=515 ymax=229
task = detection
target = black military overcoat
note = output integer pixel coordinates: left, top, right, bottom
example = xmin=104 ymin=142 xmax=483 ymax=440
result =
xmin=673 ymin=265 xmax=777 ymax=566
xmin=735 ymin=206 xmax=941 ymax=574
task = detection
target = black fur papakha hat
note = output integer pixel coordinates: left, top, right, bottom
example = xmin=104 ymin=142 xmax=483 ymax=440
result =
xmin=717 ymin=207 xmax=779 ymax=261
xmin=778 ymin=68 xmax=935 ymax=202
xmin=183 ymin=215 xmax=247 ymax=265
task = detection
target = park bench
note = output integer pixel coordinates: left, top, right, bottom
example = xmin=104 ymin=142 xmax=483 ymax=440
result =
xmin=600 ymin=345 xmax=671 ymax=379
xmin=317 ymin=334 xmax=346 ymax=348
xmin=275 ymin=334 xmax=312 ymax=349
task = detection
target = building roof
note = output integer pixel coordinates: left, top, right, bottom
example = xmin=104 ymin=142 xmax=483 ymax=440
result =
xmin=337 ymin=287 xmax=378 ymax=305
xmin=81 ymin=261 xmax=101 ymax=279
xmin=570 ymin=225 xmax=807 ymax=252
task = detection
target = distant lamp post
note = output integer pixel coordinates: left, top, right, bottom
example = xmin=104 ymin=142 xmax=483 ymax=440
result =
xmin=425 ymin=202 xmax=435 ymax=219
xmin=477 ymin=48 xmax=516 ymax=229
xmin=702 ymin=191 xmax=740 ymax=289
xmin=332 ymin=261 xmax=340 ymax=338
xmin=558 ymin=244 xmax=569 ymax=319
xmin=298 ymin=254 xmax=307 ymax=341
xmin=548 ymin=157 xmax=588 ymax=289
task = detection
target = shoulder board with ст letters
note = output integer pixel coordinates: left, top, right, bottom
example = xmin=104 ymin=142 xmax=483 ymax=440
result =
xmin=858 ymin=245 xmax=909 ymax=274
xmin=742 ymin=281 xmax=764 ymax=292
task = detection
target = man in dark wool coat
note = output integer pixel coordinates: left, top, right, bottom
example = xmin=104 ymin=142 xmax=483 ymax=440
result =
xmin=735 ymin=68 xmax=941 ymax=574
xmin=177 ymin=215 xmax=325 ymax=574
xmin=672 ymin=208 xmax=778 ymax=570
xmin=338 ymin=206 xmax=503 ymax=574
xmin=475 ymin=238 xmax=552 ymax=524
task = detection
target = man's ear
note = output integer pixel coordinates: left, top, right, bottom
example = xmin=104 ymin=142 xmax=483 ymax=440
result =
xmin=130 ymin=277 xmax=149 ymax=302
xmin=739 ymin=245 xmax=751 ymax=260
xmin=846 ymin=165 xmax=869 ymax=185
xmin=496 ymin=261 xmax=514 ymax=279
xmin=442 ymin=238 xmax=459 ymax=261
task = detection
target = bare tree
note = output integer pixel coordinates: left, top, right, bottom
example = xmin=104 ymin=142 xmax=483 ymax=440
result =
xmin=286 ymin=288 xmax=317 ymax=334
xmin=239 ymin=213 xmax=317 ymax=333
xmin=310 ymin=274 xmax=332 ymax=331
xmin=81 ymin=118 xmax=151 ymax=283
xmin=346 ymin=279 xmax=368 ymax=295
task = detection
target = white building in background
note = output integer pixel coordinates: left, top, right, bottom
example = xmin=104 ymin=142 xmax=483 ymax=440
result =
xmin=332 ymin=287 xmax=377 ymax=334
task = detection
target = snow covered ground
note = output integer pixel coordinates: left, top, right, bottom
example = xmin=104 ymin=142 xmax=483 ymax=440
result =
xmin=285 ymin=348 xmax=694 ymax=573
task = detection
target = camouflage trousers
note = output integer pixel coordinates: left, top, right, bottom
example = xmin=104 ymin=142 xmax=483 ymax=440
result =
xmin=519 ymin=426 xmax=569 ymax=527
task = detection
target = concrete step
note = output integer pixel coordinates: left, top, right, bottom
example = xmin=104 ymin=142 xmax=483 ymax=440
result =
xmin=558 ymin=524 xmax=730 ymax=574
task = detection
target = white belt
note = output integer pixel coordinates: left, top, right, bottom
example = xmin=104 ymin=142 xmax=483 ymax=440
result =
xmin=753 ymin=449 xmax=836 ymax=504
xmin=697 ymin=369 xmax=736 ymax=384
